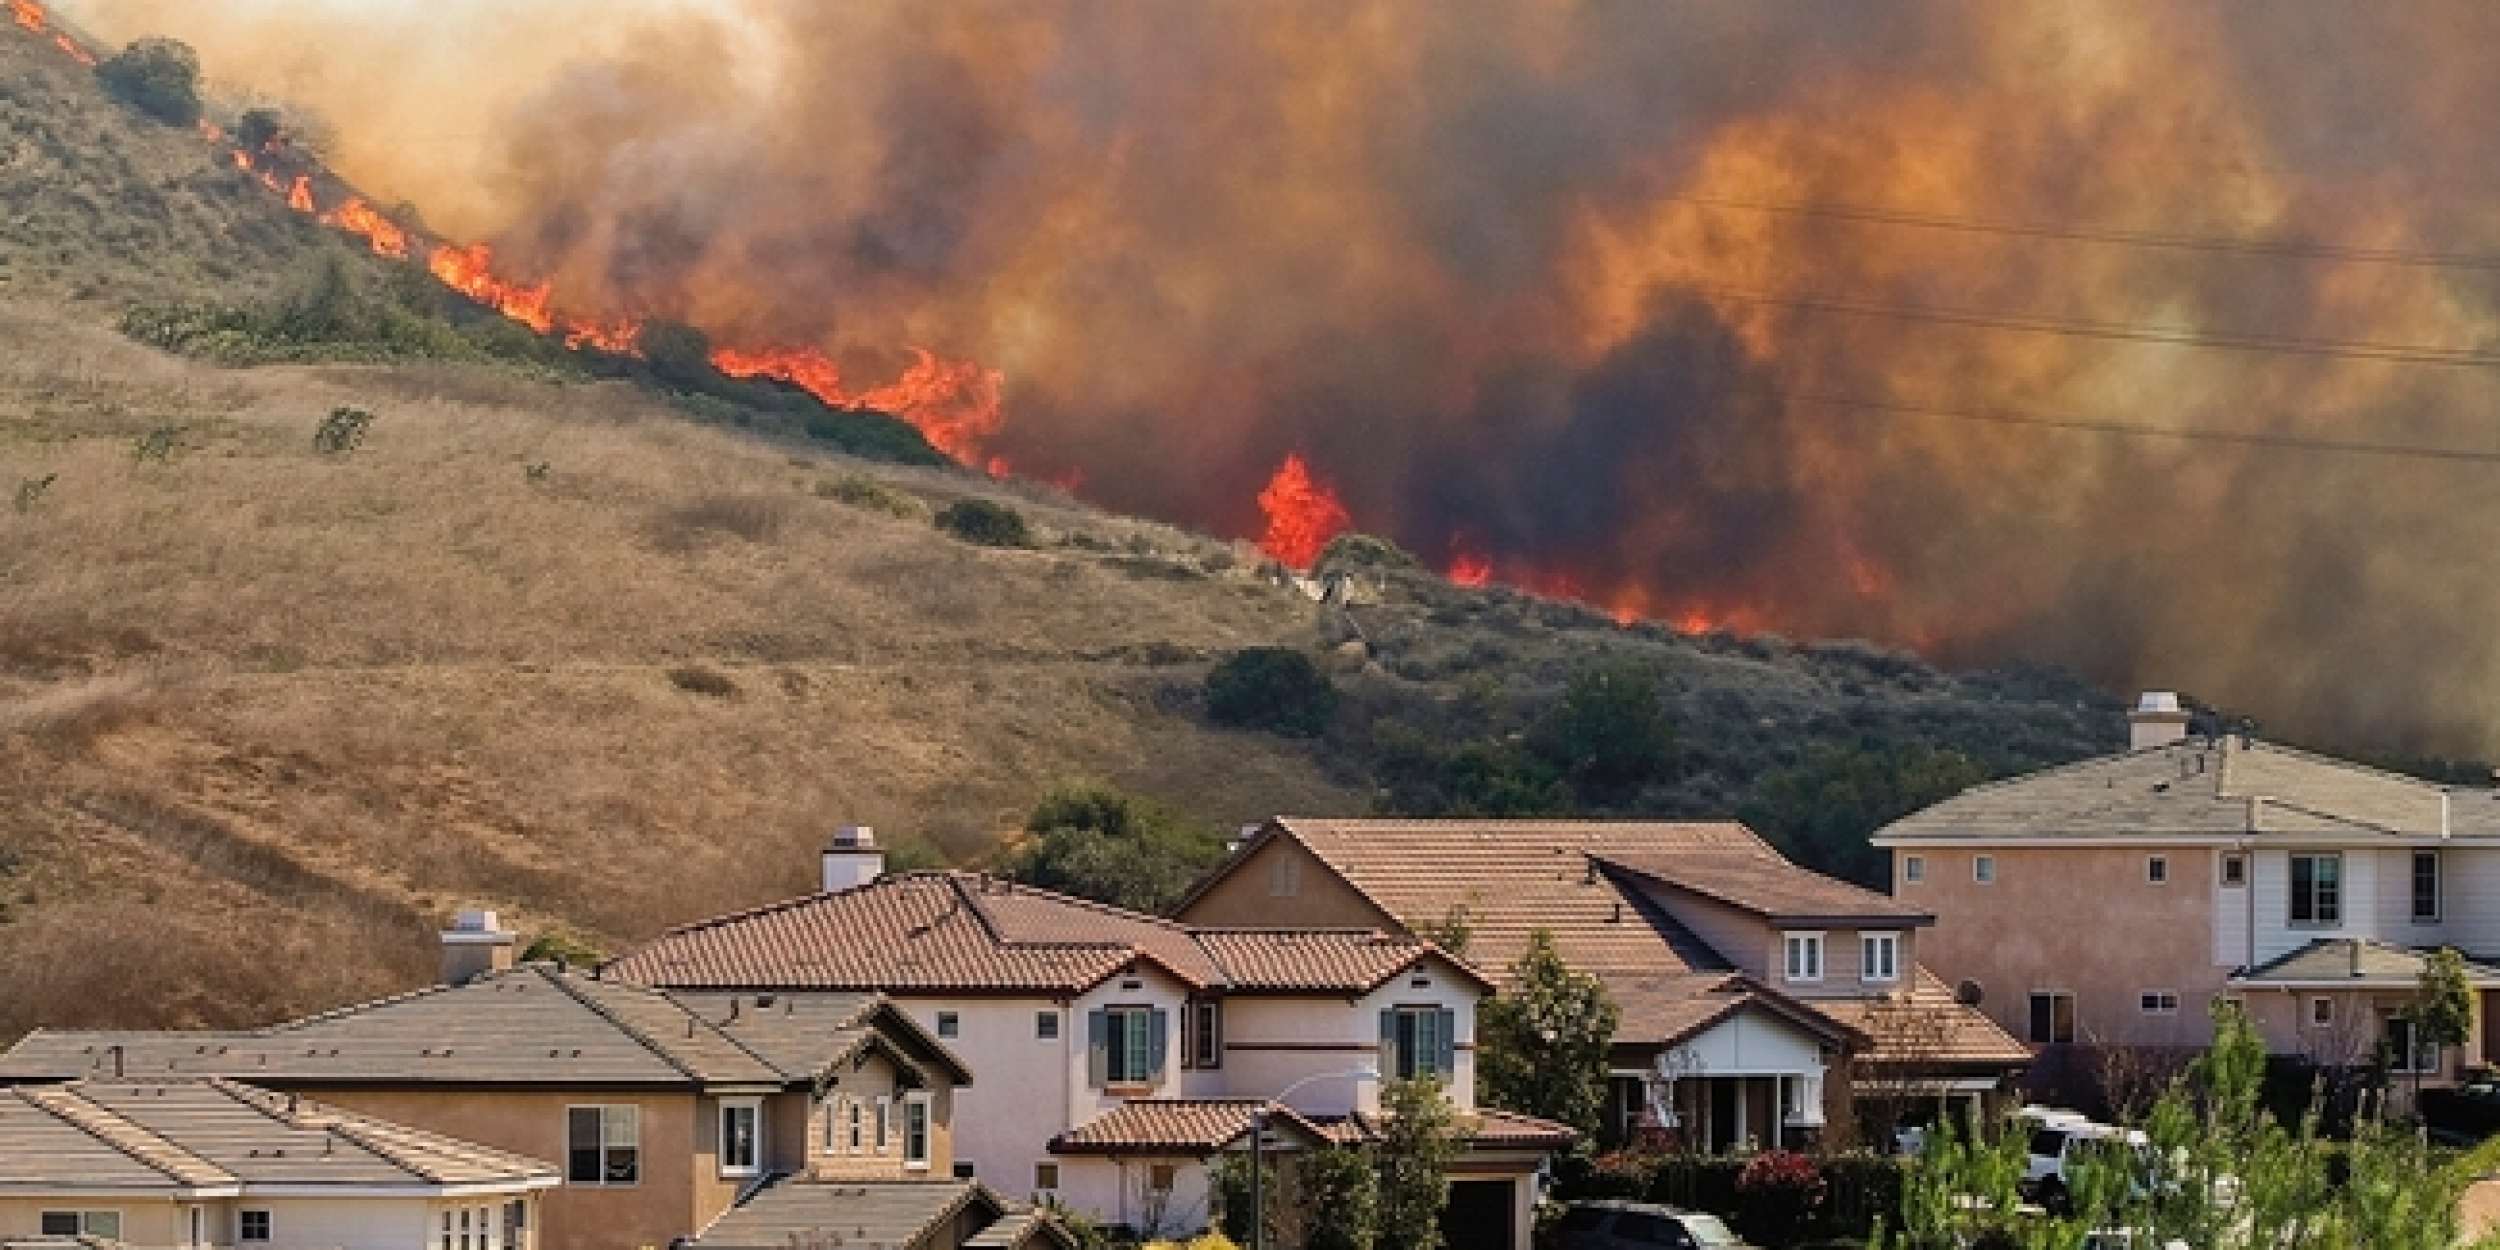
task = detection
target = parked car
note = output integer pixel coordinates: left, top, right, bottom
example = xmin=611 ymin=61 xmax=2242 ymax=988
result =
xmin=1553 ymin=1200 xmax=1756 ymax=1249
xmin=2024 ymin=1120 xmax=2150 ymax=1214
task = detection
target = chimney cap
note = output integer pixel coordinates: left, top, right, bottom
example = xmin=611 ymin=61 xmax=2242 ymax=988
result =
xmin=829 ymin=825 xmax=876 ymax=849
xmin=2133 ymin=691 xmax=2187 ymax=717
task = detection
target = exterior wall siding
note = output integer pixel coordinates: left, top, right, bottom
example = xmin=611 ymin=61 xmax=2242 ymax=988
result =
xmin=1179 ymin=840 xmax=1392 ymax=931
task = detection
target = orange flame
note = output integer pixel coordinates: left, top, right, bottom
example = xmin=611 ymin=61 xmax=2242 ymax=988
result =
xmin=11 ymin=0 xmax=44 ymax=32
xmin=321 ymin=197 xmax=409 ymax=260
xmin=1255 ymin=453 xmax=1352 ymax=569
xmin=427 ymin=242 xmax=555 ymax=335
xmin=286 ymin=175 xmax=315 ymax=215
xmin=1448 ymin=553 xmax=1493 ymax=588
xmin=712 ymin=344 xmax=1006 ymax=469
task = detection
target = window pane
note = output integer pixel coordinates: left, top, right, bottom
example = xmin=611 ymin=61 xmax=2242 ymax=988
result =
xmin=606 ymin=1105 xmax=639 ymax=1149
xmin=568 ymin=1108 xmax=603 ymax=1183
xmin=41 ymin=1214 xmax=79 ymax=1237
xmin=607 ymin=1145 xmax=638 ymax=1183
xmin=85 ymin=1213 xmax=121 ymax=1239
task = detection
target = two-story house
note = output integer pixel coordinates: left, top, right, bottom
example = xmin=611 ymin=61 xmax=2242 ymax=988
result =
xmin=0 ymin=936 xmax=1059 ymax=1250
xmin=1172 ymin=818 xmax=2028 ymax=1152
xmin=1873 ymin=692 xmax=2500 ymax=1092
xmin=600 ymin=832 xmax=1569 ymax=1250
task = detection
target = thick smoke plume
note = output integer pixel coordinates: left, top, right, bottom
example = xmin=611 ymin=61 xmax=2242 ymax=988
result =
xmin=61 ymin=0 xmax=2500 ymax=753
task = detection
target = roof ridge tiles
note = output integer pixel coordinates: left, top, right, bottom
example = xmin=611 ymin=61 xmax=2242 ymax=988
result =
xmin=17 ymin=1083 xmax=234 ymax=1189
xmin=539 ymin=968 xmax=714 ymax=1084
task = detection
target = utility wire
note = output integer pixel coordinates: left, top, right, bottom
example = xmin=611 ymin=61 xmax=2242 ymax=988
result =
xmin=1695 ymin=286 xmax=2500 ymax=369
xmin=1770 ymin=389 xmax=2500 ymax=463
xmin=1664 ymin=192 xmax=2500 ymax=272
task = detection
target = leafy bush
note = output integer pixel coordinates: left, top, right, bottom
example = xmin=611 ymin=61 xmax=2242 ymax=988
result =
xmin=1001 ymin=783 xmax=1226 ymax=913
xmin=1316 ymin=531 xmax=1420 ymax=571
xmin=1523 ymin=659 xmax=1675 ymax=806
xmin=934 ymin=497 xmax=1033 ymax=548
xmin=636 ymin=319 xmax=717 ymax=391
xmin=665 ymin=664 xmax=737 ymax=697
xmin=1734 ymin=1150 xmax=1825 ymax=1246
xmin=1297 ymin=1145 xmax=1380 ymax=1250
xmin=814 ymin=474 xmax=920 ymax=518
xmin=1205 ymin=647 xmax=1339 ymax=737
xmin=312 ymin=407 xmax=374 ymax=455
xmin=95 ymin=38 xmax=202 ymax=127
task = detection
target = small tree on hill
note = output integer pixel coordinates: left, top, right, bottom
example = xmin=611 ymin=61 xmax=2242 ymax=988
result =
xmin=1001 ymin=782 xmax=1225 ymax=914
xmin=934 ymin=497 xmax=1033 ymax=548
xmin=1376 ymin=1076 xmax=1459 ymax=1250
xmin=1525 ymin=659 xmax=1674 ymax=806
xmin=1205 ymin=647 xmax=1339 ymax=737
xmin=1479 ymin=929 xmax=1617 ymax=1138
xmin=96 ymin=37 xmax=203 ymax=127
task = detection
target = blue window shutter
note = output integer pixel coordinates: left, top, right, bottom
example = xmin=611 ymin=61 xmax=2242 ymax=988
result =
xmin=1088 ymin=1010 xmax=1108 ymax=1088
xmin=1436 ymin=1008 xmax=1457 ymax=1078
xmin=1149 ymin=1008 xmax=1170 ymax=1084
xmin=1380 ymin=1008 xmax=1398 ymax=1078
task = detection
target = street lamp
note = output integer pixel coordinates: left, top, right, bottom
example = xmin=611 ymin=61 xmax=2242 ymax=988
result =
xmin=1250 ymin=1065 xmax=1379 ymax=1250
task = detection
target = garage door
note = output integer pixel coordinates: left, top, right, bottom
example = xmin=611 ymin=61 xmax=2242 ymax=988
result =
xmin=1440 ymin=1178 xmax=1515 ymax=1250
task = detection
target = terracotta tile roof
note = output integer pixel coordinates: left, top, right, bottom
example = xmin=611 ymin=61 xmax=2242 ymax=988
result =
xmin=0 ymin=1079 xmax=557 ymax=1194
xmin=1819 ymin=971 xmax=2032 ymax=1068
xmin=1231 ymin=819 xmax=1749 ymax=985
xmin=689 ymin=1177 xmax=1065 ymax=1250
xmin=604 ymin=872 xmax=1469 ymax=997
xmin=0 ymin=968 xmax=966 ymax=1091
xmin=1313 ymin=1108 xmax=1576 ymax=1151
xmin=2231 ymin=938 xmax=2500 ymax=988
xmin=1050 ymin=1099 xmax=1333 ymax=1156
xmin=1876 ymin=736 xmax=2500 ymax=844
xmin=1597 ymin=852 xmax=1930 ymax=925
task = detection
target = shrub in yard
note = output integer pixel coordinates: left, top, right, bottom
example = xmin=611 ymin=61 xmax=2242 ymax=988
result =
xmin=1205 ymin=647 xmax=1339 ymax=737
xmin=1734 ymin=1150 xmax=1825 ymax=1247
xmin=934 ymin=497 xmax=1033 ymax=548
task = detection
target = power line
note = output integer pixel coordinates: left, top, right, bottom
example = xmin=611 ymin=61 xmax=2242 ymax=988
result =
xmin=1695 ymin=285 xmax=2500 ymax=369
xmin=1771 ymin=389 xmax=2500 ymax=463
xmin=1664 ymin=192 xmax=2500 ymax=272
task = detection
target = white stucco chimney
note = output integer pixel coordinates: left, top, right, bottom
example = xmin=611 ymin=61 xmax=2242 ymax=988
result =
xmin=439 ymin=909 xmax=517 ymax=986
xmin=821 ymin=826 xmax=885 ymax=892
xmin=2129 ymin=691 xmax=2192 ymax=750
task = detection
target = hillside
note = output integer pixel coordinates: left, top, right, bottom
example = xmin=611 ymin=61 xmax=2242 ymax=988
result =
xmin=0 ymin=18 xmax=2126 ymax=1039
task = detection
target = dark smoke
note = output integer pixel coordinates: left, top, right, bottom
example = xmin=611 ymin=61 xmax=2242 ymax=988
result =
xmin=58 ymin=0 xmax=2500 ymax=753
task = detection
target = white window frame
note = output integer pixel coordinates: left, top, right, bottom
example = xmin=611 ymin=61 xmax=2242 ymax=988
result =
xmin=2220 ymin=853 xmax=2248 ymax=888
xmin=1035 ymin=1161 xmax=1061 ymax=1192
xmin=875 ymin=1096 xmax=892 ymax=1154
xmin=1783 ymin=931 xmax=1825 ymax=983
xmin=238 ymin=1209 xmax=271 ymax=1244
xmin=2147 ymin=855 xmax=2168 ymax=885
xmin=565 ymin=1104 xmax=640 ymax=1187
xmin=2139 ymin=990 xmax=2180 ymax=1015
xmin=1974 ymin=855 xmax=1996 ymax=884
xmin=43 ymin=1212 xmax=123 ymax=1241
xmin=936 ymin=1011 xmax=960 ymax=1038
xmin=1037 ymin=1010 xmax=1060 ymax=1040
xmin=2029 ymin=990 xmax=2076 ymax=1044
xmin=2387 ymin=1013 xmax=2440 ymax=1073
xmin=1859 ymin=932 xmax=1899 ymax=983
xmin=848 ymin=1097 xmax=865 ymax=1153
xmin=1901 ymin=855 xmax=1924 ymax=884
xmin=2414 ymin=849 xmax=2442 ymax=923
xmin=718 ymin=1098 xmax=762 ymax=1178
xmin=2309 ymin=996 xmax=2335 ymax=1029
xmin=903 ymin=1093 xmax=932 ymax=1171
xmin=2290 ymin=853 xmax=2342 ymax=927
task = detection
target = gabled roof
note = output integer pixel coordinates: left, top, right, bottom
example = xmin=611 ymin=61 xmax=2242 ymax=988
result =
xmin=1597 ymin=849 xmax=1930 ymax=926
xmin=1610 ymin=974 xmax=1873 ymax=1052
xmin=1818 ymin=971 xmax=2033 ymax=1067
xmin=2231 ymin=938 xmax=2500 ymax=989
xmin=1204 ymin=819 xmax=1750 ymax=985
xmin=603 ymin=871 xmax=1476 ymax=997
xmin=1049 ymin=1098 xmax=1335 ymax=1156
xmin=0 ymin=1079 xmax=557 ymax=1197
xmin=0 ymin=966 xmax=968 ymax=1090
xmin=1876 ymin=736 xmax=2500 ymax=844
xmin=689 ymin=1177 xmax=1070 ymax=1250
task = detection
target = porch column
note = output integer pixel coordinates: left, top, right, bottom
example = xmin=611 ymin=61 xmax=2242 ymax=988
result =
xmin=1732 ymin=1077 xmax=1748 ymax=1152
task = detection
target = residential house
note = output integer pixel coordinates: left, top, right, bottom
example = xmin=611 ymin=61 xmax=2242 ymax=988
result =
xmin=1173 ymin=818 xmax=2029 ymax=1151
xmin=1873 ymin=692 xmax=2500 ymax=1092
xmin=601 ymin=831 xmax=1570 ymax=1250
xmin=0 ymin=1077 xmax=557 ymax=1250
xmin=0 ymin=935 xmax=1008 ymax=1250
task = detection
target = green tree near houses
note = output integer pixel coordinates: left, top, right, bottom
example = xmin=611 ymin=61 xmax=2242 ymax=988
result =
xmin=2405 ymin=945 xmax=2476 ymax=1109
xmin=1376 ymin=1076 xmax=1461 ymax=1250
xmin=1478 ymin=929 xmax=1618 ymax=1138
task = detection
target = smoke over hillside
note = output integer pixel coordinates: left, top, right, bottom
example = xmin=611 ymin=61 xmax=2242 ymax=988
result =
xmin=61 ymin=0 xmax=2500 ymax=752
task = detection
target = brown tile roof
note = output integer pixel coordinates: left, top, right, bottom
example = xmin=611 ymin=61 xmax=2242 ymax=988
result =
xmin=1314 ymin=1108 xmax=1575 ymax=1151
xmin=689 ymin=1177 xmax=1066 ymax=1250
xmin=0 ymin=967 xmax=967 ymax=1091
xmin=1227 ymin=819 xmax=1749 ymax=985
xmin=1597 ymin=851 xmax=1930 ymax=926
xmin=604 ymin=872 xmax=1473 ymax=997
xmin=1051 ymin=1099 xmax=1334 ymax=1156
xmin=1818 ymin=971 xmax=2032 ymax=1068
xmin=1877 ymin=736 xmax=2500 ymax=844
xmin=0 ymin=1079 xmax=558 ymax=1195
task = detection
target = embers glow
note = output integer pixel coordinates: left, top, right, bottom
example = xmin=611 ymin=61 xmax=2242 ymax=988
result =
xmin=10 ymin=0 xmax=45 ymax=32
xmin=711 ymin=345 xmax=1006 ymax=470
xmin=286 ymin=175 xmax=315 ymax=215
xmin=1447 ymin=553 xmax=1493 ymax=588
xmin=1255 ymin=453 xmax=1351 ymax=569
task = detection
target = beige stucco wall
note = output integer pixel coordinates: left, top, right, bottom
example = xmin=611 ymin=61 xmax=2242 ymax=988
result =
xmin=309 ymin=1087 xmax=696 ymax=1250
xmin=1901 ymin=845 xmax=2224 ymax=1049
xmin=1177 ymin=837 xmax=1394 ymax=931
xmin=0 ymin=1194 xmax=515 ymax=1250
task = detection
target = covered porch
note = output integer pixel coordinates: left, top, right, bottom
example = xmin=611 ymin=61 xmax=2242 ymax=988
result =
xmin=1603 ymin=979 xmax=1864 ymax=1155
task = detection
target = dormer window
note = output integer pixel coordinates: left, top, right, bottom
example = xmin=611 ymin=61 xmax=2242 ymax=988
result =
xmin=1783 ymin=932 xmax=1824 ymax=983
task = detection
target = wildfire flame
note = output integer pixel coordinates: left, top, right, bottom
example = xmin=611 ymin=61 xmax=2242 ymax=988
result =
xmin=1447 ymin=553 xmax=1493 ymax=588
xmin=426 ymin=242 xmax=555 ymax=335
xmin=286 ymin=175 xmax=314 ymax=215
xmin=1255 ymin=453 xmax=1351 ymax=569
xmin=11 ymin=0 xmax=44 ymax=32
xmin=320 ymin=197 xmax=408 ymax=260
xmin=711 ymin=344 xmax=1006 ymax=470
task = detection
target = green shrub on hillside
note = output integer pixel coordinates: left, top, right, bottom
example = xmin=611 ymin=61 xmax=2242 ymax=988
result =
xmin=1205 ymin=647 xmax=1339 ymax=737
xmin=934 ymin=498 xmax=1033 ymax=548
xmin=1315 ymin=531 xmax=1420 ymax=571
xmin=1001 ymin=783 xmax=1226 ymax=914
xmin=95 ymin=38 xmax=202 ymax=128
xmin=814 ymin=475 xmax=920 ymax=518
